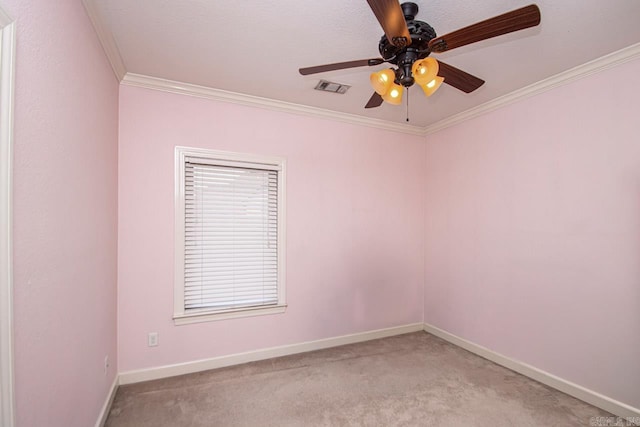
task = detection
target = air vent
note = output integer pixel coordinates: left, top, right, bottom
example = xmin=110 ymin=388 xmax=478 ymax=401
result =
xmin=314 ymin=80 xmax=350 ymax=94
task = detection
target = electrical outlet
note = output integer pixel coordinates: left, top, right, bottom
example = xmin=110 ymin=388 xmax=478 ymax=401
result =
xmin=104 ymin=356 xmax=109 ymax=375
xmin=148 ymin=332 xmax=159 ymax=347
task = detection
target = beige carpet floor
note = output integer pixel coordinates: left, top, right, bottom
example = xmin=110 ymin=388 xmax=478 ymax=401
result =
xmin=105 ymin=332 xmax=613 ymax=426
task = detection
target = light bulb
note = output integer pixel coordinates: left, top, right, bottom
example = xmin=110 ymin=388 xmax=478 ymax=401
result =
xmin=370 ymin=69 xmax=395 ymax=95
xmin=412 ymin=58 xmax=439 ymax=86
xmin=382 ymin=83 xmax=403 ymax=105
xmin=420 ymin=76 xmax=444 ymax=97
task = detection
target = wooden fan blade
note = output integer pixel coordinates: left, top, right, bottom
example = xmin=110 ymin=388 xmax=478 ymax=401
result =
xmin=437 ymin=61 xmax=485 ymax=93
xmin=366 ymin=0 xmax=412 ymax=47
xmin=365 ymin=92 xmax=384 ymax=109
xmin=299 ymin=58 xmax=384 ymax=76
xmin=429 ymin=4 xmax=540 ymax=53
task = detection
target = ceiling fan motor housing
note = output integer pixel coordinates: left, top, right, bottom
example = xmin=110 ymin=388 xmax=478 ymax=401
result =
xmin=378 ymin=3 xmax=437 ymax=87
xmin=378 ymin=3 xmax=436 ymax=60
xmin=378 ymin=20 xmax=436 ymax=58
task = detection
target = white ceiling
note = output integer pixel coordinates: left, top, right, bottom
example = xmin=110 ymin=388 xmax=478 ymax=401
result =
xmin=91 ymin=0 xmax=640 ymax=128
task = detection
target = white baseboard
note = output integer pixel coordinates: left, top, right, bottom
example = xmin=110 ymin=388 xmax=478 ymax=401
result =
xmin=119 ymin=323 xmax=424 ymax=385
xmin=423 ymin=323 xmax=640 ymax=419
xmin=95 ymin=375 xmax=119 ymax=427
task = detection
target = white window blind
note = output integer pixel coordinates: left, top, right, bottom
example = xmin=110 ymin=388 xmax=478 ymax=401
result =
xmin=183 ymin=159 xmax=279 ymax=312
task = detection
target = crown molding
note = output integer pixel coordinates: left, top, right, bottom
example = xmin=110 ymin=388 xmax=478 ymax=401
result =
xmin=121 ymin=73 xmax=426 ymax=136
xmin=423 ymin=42 xmax=640 ymax=135
xmin=81 ymin=0 xmax=126 ymax=81
xmin=122 ymin=42 xmax=640 ymax=138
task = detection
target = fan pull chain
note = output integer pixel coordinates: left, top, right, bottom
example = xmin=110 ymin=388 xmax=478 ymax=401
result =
xmin=406 ymin=87 xmax=410 ymax=122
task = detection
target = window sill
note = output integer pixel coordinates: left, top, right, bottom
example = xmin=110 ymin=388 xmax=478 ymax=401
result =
xmin=173 ymin=304 xmax=287 ymax=325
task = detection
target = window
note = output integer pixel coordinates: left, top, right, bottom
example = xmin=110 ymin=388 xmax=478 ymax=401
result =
xmin=174 ymin=147 xmax=286 ymax=324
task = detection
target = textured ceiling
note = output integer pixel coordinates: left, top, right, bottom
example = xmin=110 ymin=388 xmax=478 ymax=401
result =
xmin=92 ymin=0 xmax=640 ymax=127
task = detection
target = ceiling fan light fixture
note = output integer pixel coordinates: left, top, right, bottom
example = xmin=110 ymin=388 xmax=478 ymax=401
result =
xmin=412 ymin=57 xmax=439 ymax=86
xmin=370 ymin=69 xmax=396 ymax=95
xmin=382 ymin=83 xmax=403 ymax=105
xmin=299 ymin=3 xmax=542 ymax=110
xmin=420 ymin=76 xmax=444 ymax=97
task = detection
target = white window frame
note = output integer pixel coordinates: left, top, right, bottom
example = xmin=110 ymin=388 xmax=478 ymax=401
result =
xmin=0 ymin=6 xmax=15 ymax=427
xmin=173 ymin=147 xmax=286 ymax=325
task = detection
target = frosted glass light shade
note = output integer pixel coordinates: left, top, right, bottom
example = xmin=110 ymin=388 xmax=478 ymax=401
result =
xmin=412 ymin=58 xmax=439 ymax=86
xmin=382 ymin=83 xmax=403 ymax=105
xmin=370 ymin=69 xmax=396 ymax=95
xmin=420 ymin=76 xmax=444 ymax=97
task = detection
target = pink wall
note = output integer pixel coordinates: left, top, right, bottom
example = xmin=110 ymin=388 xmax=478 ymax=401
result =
xmin=10 ymin=0 xmax=636 ymax=418
xmin=117 ymin=85 xmax=426 ymax=372
xmin=5 ymin=0 xmax=119 ymax=426
xmin=424 ymin=57 xmax=640 ymax=408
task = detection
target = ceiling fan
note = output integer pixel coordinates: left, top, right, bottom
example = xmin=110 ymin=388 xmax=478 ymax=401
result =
xmin=299 ymin=1 xmax=541 ymax=109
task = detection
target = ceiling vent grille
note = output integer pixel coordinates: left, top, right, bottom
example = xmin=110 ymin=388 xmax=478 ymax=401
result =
xmin=314 ymin=80 xmax=350 ymax=94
